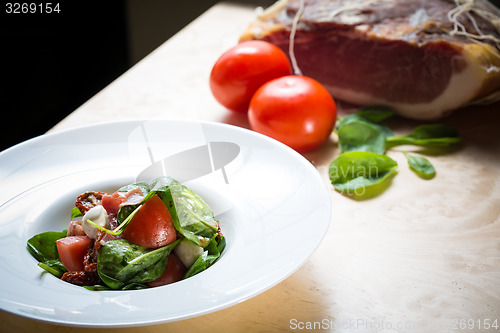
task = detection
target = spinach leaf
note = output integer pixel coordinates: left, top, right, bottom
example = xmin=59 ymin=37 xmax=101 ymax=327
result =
xmin=97 ymin=238 xmax=180 ymax=289
xmin=27 ymin=231 xmax=68 ymax=278
xmin=184 ymin=236 xmax=225 ymax=279
xmin=184 ymin=252 xmax=212 ymax=279
xmin=337 ymin=120 xmax=387 ymax=154
xmin=386 ymin=124 xmax=460 ymax=147
xmin=329 ymin=151 xmax=398 ymax=198
xmin=27 ymin=231 xmax=67 ymax=262
xmin=403 ymin=152 xmax=436 ymax=179
xmin=165 ymin=182 xmax=218 ymax=247
xmin=38 ymin=260 xmax=67 ymax=278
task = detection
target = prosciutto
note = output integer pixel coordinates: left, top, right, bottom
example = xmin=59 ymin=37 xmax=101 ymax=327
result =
xmin=240 ymin=0 xmax=500 ymax=119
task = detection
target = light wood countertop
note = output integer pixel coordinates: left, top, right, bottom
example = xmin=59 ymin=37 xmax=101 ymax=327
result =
xmin=2 ymin=2 xmax=500 ymax=332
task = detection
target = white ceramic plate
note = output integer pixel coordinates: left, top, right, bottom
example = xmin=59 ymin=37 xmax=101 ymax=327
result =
xmin=0 ymin=120 xmax=330 ymax=327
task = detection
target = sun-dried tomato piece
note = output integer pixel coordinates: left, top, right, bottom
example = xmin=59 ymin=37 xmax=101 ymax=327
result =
xmin=75 ymin=191 xmax=107 ymax=214
xmin=61 ymin=271 xmax=101 ymax=286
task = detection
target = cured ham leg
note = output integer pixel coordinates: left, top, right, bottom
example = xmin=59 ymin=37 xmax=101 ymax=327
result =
xmin=240 ymin=0 xmax=500 ymax=119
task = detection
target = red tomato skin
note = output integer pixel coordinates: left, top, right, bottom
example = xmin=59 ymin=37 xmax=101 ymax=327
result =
xmin=122 ymin=194 xmax=177 ymax=249
xmin=148 ymin=253 xmax=187 ymax=287
xmin=56 ymin=236 xmax=92 ymax=272
xmin=248 ymin=75 xmax=337 ymax=153
xmin=209 ymin=40 xmax=292 ymax=113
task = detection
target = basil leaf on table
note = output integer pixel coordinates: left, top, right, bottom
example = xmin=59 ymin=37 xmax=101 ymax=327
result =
xmin=97 ymin=238 xmax=180 ymax=290
xmin=337 ymin=120 xmax=388 ymax=154
xmin=386 ymin=124 xmax=460 ymax=147
xmin=403 ymin=152 xmax=436 ymax=180
xmin=329 ymin=151 xmax=398 ymax=198
xmin=355 ymin=105 xmax=395 ymax=123
xmin=336 ymin=114 xmax=393 ymax=137
xmin=336 ymin=111 xmax=393 ymax=154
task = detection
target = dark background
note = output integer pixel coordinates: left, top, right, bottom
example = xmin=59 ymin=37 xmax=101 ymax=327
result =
xmin=1 ymin=0 xmax=499 ymax=152
xmin=0 ymin=0 xmax=274 ymax=152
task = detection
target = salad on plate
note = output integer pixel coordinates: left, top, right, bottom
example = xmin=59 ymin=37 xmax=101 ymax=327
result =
xmin=27 ymin=177 xmax=226 ymax=290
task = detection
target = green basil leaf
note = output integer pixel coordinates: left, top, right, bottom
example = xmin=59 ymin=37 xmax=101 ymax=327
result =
xmin=337 ymin=113 xmax=393 ymax=136
xmin=97 ymin=238 xmax=180 ymax=289
xmin=27 ymin=231 xmax=67 ymax=262
xmin=355 ymin=105 xmax=396 ymax=123
xmin=329 ymin=151 xmax=398 ymax=198
xmin=404 ymin=152 xmax=436 ymax=179
xmin=337 ymin=120 xmax=387 ymax=154
xmin=387 ymin=124 xmax=460 ymax=147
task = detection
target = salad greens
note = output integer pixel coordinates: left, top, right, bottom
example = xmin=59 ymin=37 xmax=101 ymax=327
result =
xmin=185 ymin=235 xmax=226 ymax=279
xmin=27 ymin=177 xmax=226 ymax=290
xmin=27 ymin=231 xmax=68 ymax=278
xmin=117 ymin=177 xmax=219 ymax=247
xmin=330 ymin=106 xmax=460 ymax=198
xmin=97 ymin=239 xmax=180 ymax=290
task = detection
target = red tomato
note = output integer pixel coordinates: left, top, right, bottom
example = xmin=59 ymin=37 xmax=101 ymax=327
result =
xmin=122 ymin=194 xmax=177 ymax=248
xmin=248 ymin=75 xmax=337 ymax=153
xmin=209 ymin=40 xmax=292 ymax=113
xmin=56 ymin=236 xmax=92 ymax=271
xmin=148 ymin=253 xmax=187 ymax=287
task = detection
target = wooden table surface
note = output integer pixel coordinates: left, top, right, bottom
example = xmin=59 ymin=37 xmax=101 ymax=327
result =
xmin=2 ymin=2 xmax=500 ymax=332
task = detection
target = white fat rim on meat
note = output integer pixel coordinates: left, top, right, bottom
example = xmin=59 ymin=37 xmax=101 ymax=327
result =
xmin=327 ymin=56 xmax=483 ymax=120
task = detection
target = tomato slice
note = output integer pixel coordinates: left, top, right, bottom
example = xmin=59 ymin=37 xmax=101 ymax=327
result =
xmin=56 ymin=236 xmax=92 ymax=272
xmin=148 ymin=253 xmax=187 ymax=287
xmin=122 ymin=194 xmax=177 ymax=248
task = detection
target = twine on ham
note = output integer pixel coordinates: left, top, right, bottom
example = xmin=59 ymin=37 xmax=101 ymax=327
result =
xmin=448 ymin=0 xmax=500 ymax=51
xmin=289 ymin=0 xmax=305 ymax=75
